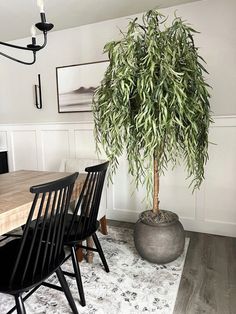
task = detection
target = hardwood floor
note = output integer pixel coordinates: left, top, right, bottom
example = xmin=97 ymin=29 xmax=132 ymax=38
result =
xmin=108 ymin=220 xmax=236 ymax=314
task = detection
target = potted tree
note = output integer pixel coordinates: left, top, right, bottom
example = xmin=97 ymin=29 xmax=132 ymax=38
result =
xmin=92 ymin=10 xmax=211 ymax=263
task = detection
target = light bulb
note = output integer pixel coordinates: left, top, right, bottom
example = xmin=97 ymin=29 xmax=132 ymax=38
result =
xmin=31 ymin=25 xmax=36 ymax=37
xmin=37 ymin=0 xmax=45 ymax=13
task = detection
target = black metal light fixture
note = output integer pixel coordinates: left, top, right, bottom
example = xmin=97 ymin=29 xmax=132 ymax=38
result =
xmin=35 ymin=74 xmax=43 ymax=109
xmin=0 ymin=0 xmax=54 ymax=65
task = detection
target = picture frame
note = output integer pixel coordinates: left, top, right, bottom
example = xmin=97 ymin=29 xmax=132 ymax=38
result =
xmin=56 ymin=60 xmax=109 ymax=113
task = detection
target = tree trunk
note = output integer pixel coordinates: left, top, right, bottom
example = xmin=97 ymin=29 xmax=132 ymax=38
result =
xmin=153 ymin=157 xmax=160 ymax=214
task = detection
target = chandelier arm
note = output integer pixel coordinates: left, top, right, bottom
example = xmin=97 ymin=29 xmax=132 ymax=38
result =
xmin=40 ymin=32 xmax=47 ymax=49
xmin=0 ymin=41 xmax=36 ymax=51
xmin=0 ymin=32 xmax=48 ymax=52
xmin=0 ymin=50 xmax=36 ymax=65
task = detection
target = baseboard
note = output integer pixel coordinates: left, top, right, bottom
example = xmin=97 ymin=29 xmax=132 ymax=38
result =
xmin=107 ymin=209 xmax=139 ymax=223
xmin=107 ymin=209 xmax=236 ymax=238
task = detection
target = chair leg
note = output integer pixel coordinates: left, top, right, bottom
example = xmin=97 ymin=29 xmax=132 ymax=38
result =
xmin=14 ymin=295 xmax=26 ymax=314
xmin=92 ymin=233 xmax=109 ymax=273
xmin=56 ymin=267 xmax=79 ymax=314
xmin=71 ymin=245 xmax=86 ymax=307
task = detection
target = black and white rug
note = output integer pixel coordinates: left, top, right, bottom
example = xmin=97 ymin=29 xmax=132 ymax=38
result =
xmin=0 ymin=226 xmax=189 ymax=314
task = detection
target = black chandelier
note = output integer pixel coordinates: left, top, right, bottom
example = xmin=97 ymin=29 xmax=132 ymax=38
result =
xmin=0 ymin=0 xmax=54 ymax=65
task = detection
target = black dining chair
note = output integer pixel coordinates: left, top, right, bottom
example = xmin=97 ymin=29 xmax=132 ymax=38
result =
xmin=62 ymin=161 xmax=110 ymax=307
xmin=0 ymin=172 xmax=79 ymax=314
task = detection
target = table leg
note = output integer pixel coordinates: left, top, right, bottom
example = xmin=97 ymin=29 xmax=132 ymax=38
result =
xmin=99 ymin=215 xmax=108 ymax=235
xmin=76 ymin=241 xmax=84 ymax=262
xmin=76 ymin=214 xmax=108 ymax=264
xmin=86 ymin=237 xmax=94 ymax=263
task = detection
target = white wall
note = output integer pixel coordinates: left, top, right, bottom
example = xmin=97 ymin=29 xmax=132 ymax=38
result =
xmin=0 ymin=116 xmax=236 ymax=237
xmin=0 ymin=0 xmax=236 ymax=124
xmin=161 ymin=0 xmax=236 ymax=117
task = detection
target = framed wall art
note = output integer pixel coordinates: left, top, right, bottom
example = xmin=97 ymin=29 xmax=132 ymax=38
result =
xmin=56 ymin=60 xmax=109 ymax=113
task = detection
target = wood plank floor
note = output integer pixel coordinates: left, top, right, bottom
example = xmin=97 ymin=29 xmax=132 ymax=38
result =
xmin=108 ymin=220 xmax=236 ymax=314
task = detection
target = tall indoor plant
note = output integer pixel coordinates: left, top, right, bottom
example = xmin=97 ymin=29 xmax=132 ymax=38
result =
xmin=93 ymin=10 xmax=211 ymax=263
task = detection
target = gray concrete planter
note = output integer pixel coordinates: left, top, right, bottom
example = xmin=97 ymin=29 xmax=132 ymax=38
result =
xmin=134 ymin=210 xmax=185 ymax=264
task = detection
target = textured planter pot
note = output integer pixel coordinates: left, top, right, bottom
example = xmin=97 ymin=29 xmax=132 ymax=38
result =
xmin=134 ymin=210 xmax=185 ymax=264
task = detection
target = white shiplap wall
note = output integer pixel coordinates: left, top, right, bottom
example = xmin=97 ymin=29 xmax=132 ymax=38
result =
xmin=0 ymin=116 xmax=235 ymax=237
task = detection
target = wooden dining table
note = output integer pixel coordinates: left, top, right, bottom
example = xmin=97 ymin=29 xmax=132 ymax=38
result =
xmin=0 ymin=170 xmax=86 ymax=236
xmin=0 ymin=170 xmax=94 ymax=263
xmin=0 ymin=170 xmax=92 ymax=262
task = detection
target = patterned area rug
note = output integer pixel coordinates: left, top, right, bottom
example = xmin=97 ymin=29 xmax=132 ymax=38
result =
xmin=0 ymin=226 xmax=189 ymax=314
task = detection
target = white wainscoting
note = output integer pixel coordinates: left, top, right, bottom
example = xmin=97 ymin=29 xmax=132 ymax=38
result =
xmin=0 ymin=117 xmax=235 ymax=237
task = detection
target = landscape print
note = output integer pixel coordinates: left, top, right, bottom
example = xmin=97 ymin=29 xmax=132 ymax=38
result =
xmin=56 ymin=60 xmax=109 ymax=112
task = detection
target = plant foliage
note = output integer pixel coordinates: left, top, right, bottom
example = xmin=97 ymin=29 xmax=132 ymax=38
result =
xmin=92 ymin=10 xmax=212 ymax=197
